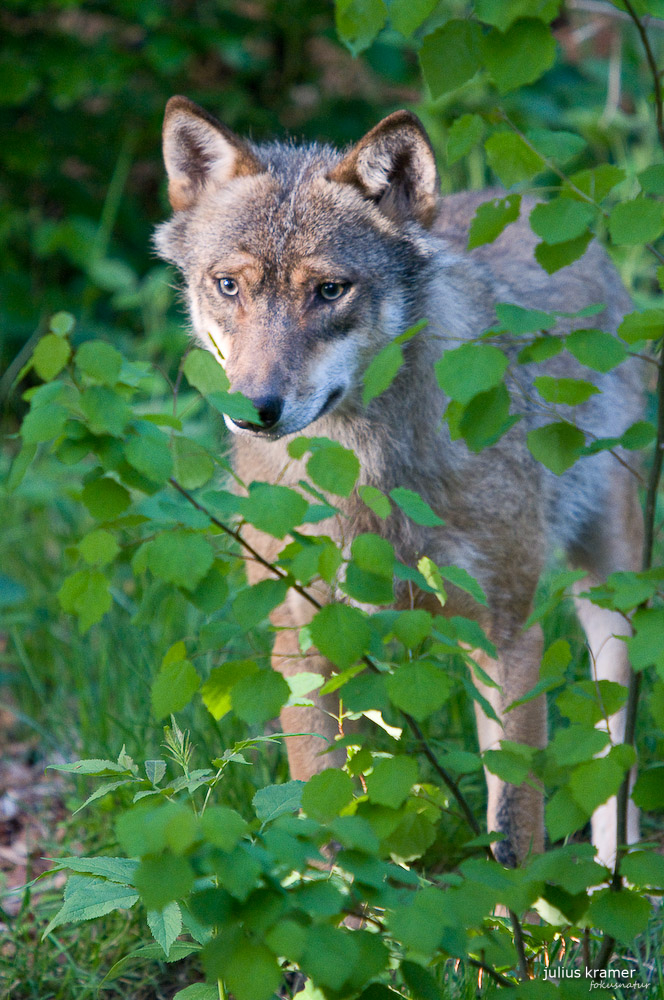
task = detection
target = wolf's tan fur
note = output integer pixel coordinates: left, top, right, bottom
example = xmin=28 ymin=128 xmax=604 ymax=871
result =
xmin=156 ymin=97 xmax=643 ymax=868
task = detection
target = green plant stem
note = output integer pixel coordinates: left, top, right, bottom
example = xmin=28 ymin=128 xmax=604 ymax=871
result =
xmin=218 ymin=978 xmax=226 ymax=1000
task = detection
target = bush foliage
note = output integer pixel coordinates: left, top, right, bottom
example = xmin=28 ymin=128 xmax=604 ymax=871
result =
xmin=3 ymin=1 xmax=664 ymax=999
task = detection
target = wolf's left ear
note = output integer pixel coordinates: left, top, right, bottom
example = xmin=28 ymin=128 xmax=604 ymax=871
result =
xmin=162 ymin=96 xmax=261 ymax=211
xmin=328 ymin=111 xmax=439 ymax=227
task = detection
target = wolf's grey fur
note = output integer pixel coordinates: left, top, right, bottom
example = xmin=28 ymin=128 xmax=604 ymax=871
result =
xmin=156 ymin=97 xmax=643 ymax=868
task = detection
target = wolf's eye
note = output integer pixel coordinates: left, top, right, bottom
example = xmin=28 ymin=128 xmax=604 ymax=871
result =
xmin=218 ymin=277 xmax=239 ymax=297
xmin=319 ymin=281 xmax=347 ymax=302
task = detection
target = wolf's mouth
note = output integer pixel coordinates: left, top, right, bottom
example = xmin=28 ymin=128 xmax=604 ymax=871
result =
xmin=315 ymin=385 xmax=344 ymax=420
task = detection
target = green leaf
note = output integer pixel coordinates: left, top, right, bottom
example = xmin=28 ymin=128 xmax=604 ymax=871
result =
xmin=252 ymin=780 xmax=304 ymax=823
xmin=125 ymin=426 xmax=173 ymax=484
xmin=530 ymin=198 xmax=595 ymax=244
xmin=147 ymin=901 xmax=182 ymax=956
xmin=387 ymin=661 xmax=452 ymax=720
xmin=50 ymin=311 xmax=76 ymax=337
xmin=632 ymin=765 xmax=664 ymax=809
xmin=200 ymin=806 xmax=248 ymax=851
xmin=6 ymin=442 xmax=37 ymax=492
xmin=43 ymin=875 xmax=139 ymax=937
xmin=556 ymin=680 xmax=627 ymax=726
xmin=233 ymin=579 xmax=289 ymax=629
xmin=135 ymin=854 xmax=194 ymax=911
xmin=81 ymin=477 xmax=131 ymax=520
xmin=566 ymin=328 xmax=627 ymax=372
xmin=174 ymin=986 xmax=218 ymax=1000
xmin=49 ymin=856 xmax=139 ymax=883
xmin=638 ymin=163 xmax=664 ymax=194
xmin=621 ymin=421 xmax=656 ymax=450
xmin=309 ymin=603 xmax=371 ymax=669
xmin=517 ymin=336 xmax=564 ymax=364
xmin=183 ymin=348 xmax=229 ymax=394
xmin=302 ymin=769 xmax=354 ymax=821
xmin=569 ymin=746 xmax=635 ymax=815
xmin=527 ymin=422 xmax=584 ymax=474
xmin=232 ymin=669 xmax=290 ymax=725
xmin=495 ymin=302 xmax=556 ymax=333
xmin=58 ymin=569 xmax=112 ymax=633
xmin=75 ymin=341 xmax=123 ymax=386
xmin=621 ymin=850 xmax=664 ymax=888
xmin=392 ymin=609 xmax=432 ymax=647
xmin=389 ymin=487 xmax=444 ymax=526
xmin=566 ymin=164 xmax=625 ymax=201
xmin=343 ymin=532 xmax=395 ymax=604
xmin=201 ymin=660 xmax=258 ymax=720
xmin=49 ymin=758 xmax=130 ymax=776
xmin=526 ymin=127 xmax=585 ymax=164
xmin=419 ymin=20 xmax=480 ymax=99
xmin=467 ymin=194 xmax=521 ymax=249
xmin=618 ymin=308 xmax=664 ymax=344
xmin=401 ymin=960 xmax=442 ymax=1000
xmin=145 ymin=531 xmax=214 ymax=591
xmin=485 ymin=132 xmax=543 ymax=187
xmin=481 ymin=19 xmax=556 ymax=94
xmin=20 ymin=402 xmax=68 ymax=444
xmin=363 ymin=341 xmax=404 ymax=406
xmin=366 ymin=756 xmax=418 ymax=808
xmin=308 ymin=443 xmax=359 ymax=497
xmin=117 ymin=803 xmax=198 ymax=856
xmin=358 ymin=484 xmax=391 ymax=519
xmin=535 ymin=230 xmax=593 ymax=273
xmin=534 ymin=375 xmax=599 ymax=405
xmin=587 ymin=888 xmax=651 ymax=945
xmin=336 ymin=0 xmax=387 ymax=55
xmin=242 ymin=482 xmax=309 ymax=538
xmin=437 ymin=565 xmax=488 ymax=606
xmin=546 ymin=786 xmax=589 ymax=841
xmin=207 ymin=391 xmax=260 ymax=424
xmin=435 ymin=343 xmax=508 ymax=404
xmin=457 ymin=383 xmax=519 ymax=452
xmin=626 ymin=607 xmax=664 ymax=671
xmin=80 ymin=386 xmax=131 ymax=437
xmin=79 ymin=529 xmax=119 ymax=566
xmin=33 ymin=333 xmax=71 ymax=381
xmin=151 ymin=659 xmax=200 ymax=720
xmin=547 ymin=724 xmax=609 ymax=767
xmin=387 ymin=0 xmax=437 ymax=36
xmin=609 ymin=198 xmax=664 ymax=245
xmin=301 ymin=925 xmax=360 ymax=991
xmin=172 ymin=437 xmax=215 ymax=490
xmin=447 ymin=114 xmax=485 ymax=165
xmin=475 ymin=0 xmax=560 ymax=31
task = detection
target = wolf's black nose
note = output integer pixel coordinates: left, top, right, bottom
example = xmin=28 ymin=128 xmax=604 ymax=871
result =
xmin=232 ymin=395 xmax=283 ymax=432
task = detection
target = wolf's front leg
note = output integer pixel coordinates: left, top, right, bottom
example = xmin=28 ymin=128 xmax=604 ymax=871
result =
xmin=472 ymin=624 xmax=547 ymax=866
xmin=271 ymin=600 xmax=348 ymax=780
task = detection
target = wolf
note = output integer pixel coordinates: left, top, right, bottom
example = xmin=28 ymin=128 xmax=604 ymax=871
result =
xmin=155 ymin=96 xmax=643 ymax=869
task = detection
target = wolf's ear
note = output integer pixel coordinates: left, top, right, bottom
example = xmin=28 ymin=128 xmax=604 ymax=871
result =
xmin=328 ymin=111 xmax=439 ymax=227
xmin=162 ymin=96 xmax=261 ymax=211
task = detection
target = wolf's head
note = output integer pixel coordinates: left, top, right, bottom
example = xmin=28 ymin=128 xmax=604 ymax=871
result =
xmin=155 ymin=97 xmax=440 ymax=439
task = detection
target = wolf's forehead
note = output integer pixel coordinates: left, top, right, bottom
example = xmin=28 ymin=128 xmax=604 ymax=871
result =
xmin=208 ymin=175 xmax=386 ymax=273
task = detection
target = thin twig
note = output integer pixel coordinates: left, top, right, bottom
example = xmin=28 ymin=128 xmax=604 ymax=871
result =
xmin=510 ymin=908 xmax=529 ymax=980
xmin=467 ymin=957 xmax=514 ymax=988
xmin=169 ymin=478 xmax=323 ymax=612
xmin=623 ymin=0 xmax=664 ymax=152
xmin=170 ymin=478 xmax=488 ymax=846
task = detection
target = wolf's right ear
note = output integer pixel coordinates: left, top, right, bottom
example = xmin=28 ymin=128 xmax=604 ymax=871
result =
xmin=328 ymin=111 xmax=439 ymax=227
xmin=162 ymin=96 xmax=261 ymax=211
